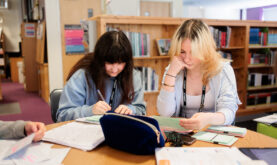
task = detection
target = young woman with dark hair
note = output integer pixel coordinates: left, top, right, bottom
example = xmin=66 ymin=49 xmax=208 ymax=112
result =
xmin=57 ymin=31 xmax=146 ymax=122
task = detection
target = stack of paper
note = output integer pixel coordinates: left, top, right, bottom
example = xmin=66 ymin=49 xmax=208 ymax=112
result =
xmin=253 ymin=114 xmax=277 ymax=125
xmin=155 ymin=147 xmax=267 ymax=165
xmin=0 ymin=134 xmax=70 ymax=165
xmin=43 ymin=122 xmax=105 ymax=151
xmin=192 ymin=131 xmax=238 ymax=146
xmin=75 ymin=115 xmax=102 ymax=124
xmin=206 ymin=126 xmax=247 ymax=137
xmin=152 ymin=116 xmax=190 ymax=133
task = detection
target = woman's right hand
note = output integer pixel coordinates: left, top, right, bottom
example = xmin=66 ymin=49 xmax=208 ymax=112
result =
xmin=92 ymin=101 xmax=111 ymax=115
xmin=167 ymin=56 xmax=186 ymax=76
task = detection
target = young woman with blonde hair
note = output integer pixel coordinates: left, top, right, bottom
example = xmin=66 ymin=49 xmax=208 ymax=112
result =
xmin=157 ymin=19 xmax=241 ymax=130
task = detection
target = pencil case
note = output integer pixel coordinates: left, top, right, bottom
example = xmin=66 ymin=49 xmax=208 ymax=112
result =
xmin=100 ymin=113 xmax=165 ymax=155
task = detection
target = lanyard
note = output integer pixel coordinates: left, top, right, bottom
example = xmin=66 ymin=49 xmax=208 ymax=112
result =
xmin=109 ymin=79 xmax=117 ymax=106
xmin=183 ymin=72 xmax=206 ymax=114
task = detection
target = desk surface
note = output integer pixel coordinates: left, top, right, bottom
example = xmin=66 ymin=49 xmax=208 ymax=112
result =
xmin=46 ymin=121 xmax=277 ymax=165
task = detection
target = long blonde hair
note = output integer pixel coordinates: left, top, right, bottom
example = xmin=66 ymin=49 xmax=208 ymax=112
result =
xmin=168 ymin=19 xmax=228 ymax=85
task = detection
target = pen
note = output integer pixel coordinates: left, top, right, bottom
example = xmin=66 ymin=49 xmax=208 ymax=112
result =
xmin=97 ymin=89 xmax=105 ymax=102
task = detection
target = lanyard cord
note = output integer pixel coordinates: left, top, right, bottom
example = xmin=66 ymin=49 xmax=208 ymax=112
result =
xmin=109 ymin=79 xmax=117 ymax=106
xmin=182 ymin=71 xmax=206 ymax=116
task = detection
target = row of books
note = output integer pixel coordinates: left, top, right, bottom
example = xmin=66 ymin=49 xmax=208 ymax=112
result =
xmin=136 ymin=67 xmax=159 ymax=92
xmin=107 ymin=26 xmax=150 ymax=57
xmin=248 ymin=50 xmax=276 ymax=65
xmin=218 ymin=51 xmax=232 ymax=60
xmin=209 ymin=26 xmax=231 ymax=48
xmin=247 ymin=92 xmax=277 ymax=105
xmin=249 ymin=28 xmax=268 ymax=45
xmin=248 ymin=73 xmax=276 ymax=87
xmin=249 ymin=27 xmax=277 ymax=46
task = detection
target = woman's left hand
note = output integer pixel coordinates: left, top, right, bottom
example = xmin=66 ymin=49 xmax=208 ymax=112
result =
xmin=179 ymin=113 xmax=211 ymax=130
xmin=115 ymin=105 xmax=133 ymax=115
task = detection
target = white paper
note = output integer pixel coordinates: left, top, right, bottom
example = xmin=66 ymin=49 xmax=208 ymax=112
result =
xmin=155 ymin=147 xmax=267 ymax=165
xmin=253 ymin=114 xmax=277 ymax=124
xmin=3 ymin=134 xmax=35 ymax=159
xmin=0 ymin=138 xmax=69 ymax=165
xmin=42 ymin=122 xmax=104 ymax=151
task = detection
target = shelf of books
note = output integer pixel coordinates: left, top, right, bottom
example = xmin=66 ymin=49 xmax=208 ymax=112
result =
xmin=245 ymin=23 xmax=277 ymax=115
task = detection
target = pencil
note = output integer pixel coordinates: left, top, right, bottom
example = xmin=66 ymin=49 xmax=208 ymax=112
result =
xmin=97 ymin=89 xmax=105 ymax=101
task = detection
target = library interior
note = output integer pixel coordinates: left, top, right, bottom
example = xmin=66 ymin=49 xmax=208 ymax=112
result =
xmin=1 ymin=0 xmax=277 ymax=165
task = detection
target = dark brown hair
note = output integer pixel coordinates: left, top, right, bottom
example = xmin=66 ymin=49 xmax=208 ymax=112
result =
xmin=67 ymin=31 xmax=134 ymax=103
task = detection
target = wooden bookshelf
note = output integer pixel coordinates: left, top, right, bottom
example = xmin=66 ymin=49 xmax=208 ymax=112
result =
xmin=246 ymin=23 xmax=277 ymax=115
xmin=248 ymin=85 xmax=277 ymax=91
xmin=21 ymin=22 xmax=39 ymax=92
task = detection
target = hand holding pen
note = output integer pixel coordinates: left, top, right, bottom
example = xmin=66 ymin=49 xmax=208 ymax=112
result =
xmin=92 ymin=90 xmax=111 ymax=115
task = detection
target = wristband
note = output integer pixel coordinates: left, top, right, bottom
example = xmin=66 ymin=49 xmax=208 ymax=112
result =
xmin=163 ymin=83 xmax=175 ymax=87
xmin=166 ymin=73 xmax=176 ymax=78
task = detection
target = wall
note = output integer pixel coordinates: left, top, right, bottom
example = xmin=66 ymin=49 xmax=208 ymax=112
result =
xmin=183 ymin=6 xmax=204 ymax=18
xmin=204 ymin=7 xmax=240 ymax=20
xmin=246 ymin=7 xmax=263 ymax=20
xmin=263 ymin=6 xmax=277 ymax=21
xmin=0 ymin=0 xmax=22 ymax=52
xmin=183 ymin=6 xmax=240 ymax=20
xmin=140 ymin=0 xmax=183 ymax=17
xmin=107 ymin=0 xmax=140 ymax=16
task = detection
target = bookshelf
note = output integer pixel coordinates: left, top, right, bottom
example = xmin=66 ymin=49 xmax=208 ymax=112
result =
xmin=36 ymin=21 xmax=49 ymax=102
xmin=21 ymin=22 xmax=39 ymax=92
xmin=246 ymin=23 xmax=277 ymax=115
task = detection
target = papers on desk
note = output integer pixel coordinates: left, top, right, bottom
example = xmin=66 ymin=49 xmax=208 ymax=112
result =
xmin=253 ymin=114 xmax=277 ymax=125
xmin=152 ymin=116 xmax=190 ymax=133
xmin=75 ymin=115 xmax=102 ymax=124
xmin=192 ymin=131 xmax=238 ymax=146
xmin=155 ymin=147 xmax=268 ymax=165
xmin=206 ymin=125 xmax=247 ymax=137
xmin=42 ymin=121 xmax=105 ymax=151
xmin=0 ymin=140 xmax=70 ymax=165
xmin=3 ymin=134 xmax=35 ymax=159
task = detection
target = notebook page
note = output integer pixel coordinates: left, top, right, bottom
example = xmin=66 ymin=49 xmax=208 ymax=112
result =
xmin=43 ymin=122 xmax=104 ymax=151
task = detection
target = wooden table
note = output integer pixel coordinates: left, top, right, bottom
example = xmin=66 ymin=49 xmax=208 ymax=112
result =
xmin=46 ymin=121 xmax=277 ymax=165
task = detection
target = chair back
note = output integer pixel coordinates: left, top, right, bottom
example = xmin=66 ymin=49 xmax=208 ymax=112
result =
xmin=50 ymin=89 xmax=63 ymax=122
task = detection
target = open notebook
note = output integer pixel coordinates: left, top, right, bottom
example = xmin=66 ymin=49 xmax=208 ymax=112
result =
xmin=43 ymin=122 xmax=104 ymax=151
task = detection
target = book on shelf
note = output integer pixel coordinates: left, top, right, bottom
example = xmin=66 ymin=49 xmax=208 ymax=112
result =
xmin=248 ymin=50 xmax=276 ymax=65
xmin=136 ymin=67 xmax=159 ymax=92
xmin=268 ymin=33 xmax=277 ymax=45
xmin=247 ymin=92 xmax=277 ymax=106
xmin=209 ymin=26 xmax=231 ymax=48
xmin=248 ymin=73 xmax=276 ymax=87
xmin=106 ymin=26 xmax=150 ymax=57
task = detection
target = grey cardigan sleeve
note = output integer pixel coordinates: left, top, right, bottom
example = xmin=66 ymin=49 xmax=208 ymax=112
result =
xmin=157 ymin=66 xmax=180 ymax=117
xmin=127 ymin=69 xmax=146 ymax=115
xmin=0 ymin=120 xmax=26 ymax=139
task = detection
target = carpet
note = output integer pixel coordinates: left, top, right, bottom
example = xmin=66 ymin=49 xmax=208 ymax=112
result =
xmin=0 ymin=102 xmax=21 ymax=115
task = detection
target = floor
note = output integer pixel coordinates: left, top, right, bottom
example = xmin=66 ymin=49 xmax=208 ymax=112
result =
xmin=0 ymin=79 xmax=53 ymax=125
